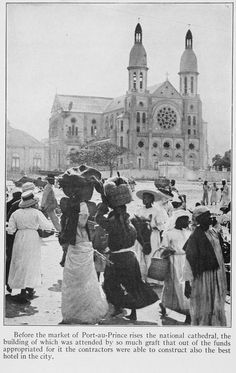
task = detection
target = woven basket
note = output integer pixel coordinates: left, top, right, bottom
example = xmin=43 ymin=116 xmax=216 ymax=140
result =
xmin=106 ymin=184 xmax=133 ymax=207
xmin=147 ymin=257 xmax=170 ymax=281
xmin=154 ymin=177 xmax=170 ymax=189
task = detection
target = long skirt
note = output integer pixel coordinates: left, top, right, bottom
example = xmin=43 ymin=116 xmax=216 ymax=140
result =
xmin=161 ymin=254 xmax=190 ymax=315
xmin=190 ymin=269 xmax=226 ymax=326
xmin=103 ymin=250 xmax=159 ymax=310
xmin=61 ymin=242 xmax=109 ymax=324
xmin=8 ymin=229 xmax=42 ymax=289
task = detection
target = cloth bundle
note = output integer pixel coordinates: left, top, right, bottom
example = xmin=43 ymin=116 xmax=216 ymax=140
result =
xmin=104 ymin=176 xmax=133 ymax=208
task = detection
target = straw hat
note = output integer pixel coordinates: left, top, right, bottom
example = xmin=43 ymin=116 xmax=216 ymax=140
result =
xmin=19 ymin=190 xmax=39 ymax=209
xmin=136 ymin=189 xmax=171 ymax=202
xmin=22 ymin=182 xmax=35 ymax=193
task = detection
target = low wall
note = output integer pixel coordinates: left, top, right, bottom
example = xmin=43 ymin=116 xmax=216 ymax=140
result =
xmin=101 ymin=167 xmax=231 ymax=182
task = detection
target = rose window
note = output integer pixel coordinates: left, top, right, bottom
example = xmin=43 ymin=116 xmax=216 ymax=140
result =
xmin=157 ymin=107 xmax=177 ymax=129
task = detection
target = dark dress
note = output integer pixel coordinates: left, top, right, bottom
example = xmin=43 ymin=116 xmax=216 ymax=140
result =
xmin=95 ymin=203 xmax=158 ymax=310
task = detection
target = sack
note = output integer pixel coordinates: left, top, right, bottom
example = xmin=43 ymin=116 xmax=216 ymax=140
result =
xmin=148 ymin=256 xmax=169 ymax=281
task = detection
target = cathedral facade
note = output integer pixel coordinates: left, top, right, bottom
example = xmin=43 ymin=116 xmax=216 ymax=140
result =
xmin=49 ymin=24 xmax=208 ymax=172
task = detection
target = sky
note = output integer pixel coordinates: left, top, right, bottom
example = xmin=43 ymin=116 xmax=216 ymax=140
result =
xmin=6 ymin=1 xmax=233 ymax=160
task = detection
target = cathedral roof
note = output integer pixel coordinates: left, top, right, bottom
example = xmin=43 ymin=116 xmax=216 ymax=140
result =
xmin=53 ymin=94 xmax=113 ymax=114
xmin=150 ymin=80 xmax=182 ymax=99
xmin=103 ymin=95 xmax=125 ymax=113
xmin=7 ymin=124 xmax=44 ymax=148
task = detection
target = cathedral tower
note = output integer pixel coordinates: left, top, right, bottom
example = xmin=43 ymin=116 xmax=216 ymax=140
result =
xmin=127 ymin=23 xmax=148 ymax=93
xmin=179 ymin=30 xmax=199 ymax=96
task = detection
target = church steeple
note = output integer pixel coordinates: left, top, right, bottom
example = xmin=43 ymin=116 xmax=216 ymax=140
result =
xmin=128 ymin=23 xmax=148 ymax=93
xmin=179 ymin=29 xmax=198 ymax=96
xmin=134 ymin=23 xmax=142 ymax=44
xmin=185 ymin=29 xmax=193 ymax=49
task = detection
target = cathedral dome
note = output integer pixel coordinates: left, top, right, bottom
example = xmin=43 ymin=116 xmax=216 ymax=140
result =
xmin=128 ymin=23 xmax=147 ymax=68
xmin=129 ymin=44 xmax=147 ymax=67
xmin=180 ymin=49 xmax=198 ymax=73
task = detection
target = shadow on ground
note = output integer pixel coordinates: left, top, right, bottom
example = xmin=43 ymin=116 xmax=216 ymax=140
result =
xmin=5 ymin=294 xmax=39 ymax=319
xmin=48 ymin=279 xmax=62 ymax=292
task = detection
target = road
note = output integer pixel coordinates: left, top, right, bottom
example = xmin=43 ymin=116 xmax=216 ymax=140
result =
xmin=4 ymin=180 xmax=231 ymax=326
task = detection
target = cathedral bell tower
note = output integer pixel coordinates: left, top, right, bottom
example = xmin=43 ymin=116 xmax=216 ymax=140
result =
xmin=179 ymin=30 xmax=199 ymax=96
xmin=127 ymin=23 xmax=148 ymax=93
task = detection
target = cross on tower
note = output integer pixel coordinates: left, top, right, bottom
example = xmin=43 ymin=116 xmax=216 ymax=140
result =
xmin=165 ymin=72 xmax=169 ymax=81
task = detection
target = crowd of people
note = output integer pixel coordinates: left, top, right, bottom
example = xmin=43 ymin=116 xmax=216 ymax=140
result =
xmin=5 ymin=170 xmax=231 ymax=326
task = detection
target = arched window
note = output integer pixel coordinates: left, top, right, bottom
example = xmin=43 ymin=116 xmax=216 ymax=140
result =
xmin=72 ymin=125 xmax=75 ymax=136
xmin=120 ymin=121 xmax=124 ymax=132
xmin=188 ymin=129 xmax=191 ymax=135
xmin=137 ymin=126 xmax=140 ymax=133
xmin=68 ymin=127 xmax=71 ymax=136
xmin=193 ymin=116 xmax=196 ymax=125
xmin=184 ymin=77 xmax=187 ymax=94
xmin=133 ymin=72 xmax=136 ymax=89
xmin=75 ymin=127 xmax=78 ymax=136
xmin=140 ymin=72 xmax=143 ymax=89
xmin=94 ymin=126 xmax=97 ymax=136
xmin=142 ymin=113 xmax=146 ymax=124
xmin=120 ymin=136 xmax=123 ymax=147
xmin=188 ymin=116 xmax=191 ymax=126
xmin=137 ymin=112 xmax=140 ymax=123
xmin=191 ymin=77 xmax=194 ymax=93
xmin=194 ymin=129 xmax=196 ymax=135
xmin=91 ymin=126 xmax=94 ymax=136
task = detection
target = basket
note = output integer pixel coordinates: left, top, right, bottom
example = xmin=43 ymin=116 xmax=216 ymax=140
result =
xmin=147 ymin=257 xmax=170 ymax=281
xmin=154 ymin=177 xmax=170 ymax=189
xmin=106 ymin=184 xmax=133 ymax=207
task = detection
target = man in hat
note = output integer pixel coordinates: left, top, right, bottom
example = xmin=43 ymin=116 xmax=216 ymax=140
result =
xmin=183 ymin=206 xmax=227 ymax=326
xmin=41 ymin=174 xmax=61 ymax=232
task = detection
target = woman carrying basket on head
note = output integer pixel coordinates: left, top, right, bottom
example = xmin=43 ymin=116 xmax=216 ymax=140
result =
xmin=94 ymin=176 xmax=159 ymax=322
xmin=57 ymin=166 xmax=109 ymax=324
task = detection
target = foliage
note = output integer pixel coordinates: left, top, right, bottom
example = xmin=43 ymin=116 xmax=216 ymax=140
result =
xmin=67 ymin=142 xmax=127 ymax=176
xmin=212 ymin=150 xmax=231 ymax=170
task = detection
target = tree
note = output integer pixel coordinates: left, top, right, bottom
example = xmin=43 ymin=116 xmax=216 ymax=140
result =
xmin=212 ymin=150 xmax=231 ymax=170
xmin=67 ymin=142 xmax=127 ymax=176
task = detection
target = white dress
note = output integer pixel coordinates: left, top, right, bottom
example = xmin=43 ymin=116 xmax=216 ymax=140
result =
xmin=160 ymin=228 xmax=191 ymax=314
xmin=7 ymin=208 xmax=52 ymax=289
xmin=61 ymin=202 xmax=109 ymax=324
xmin=134 ymin=204 xmax=168 ymax=281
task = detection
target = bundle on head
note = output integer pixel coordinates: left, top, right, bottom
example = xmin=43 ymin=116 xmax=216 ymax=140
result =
xmin=103 ymin=173 xmax=133 ymax=208
xmin=58 ymin=165 xmax=101 ymax=200
xmin=154 ymin=177 xmax=170 ymax=189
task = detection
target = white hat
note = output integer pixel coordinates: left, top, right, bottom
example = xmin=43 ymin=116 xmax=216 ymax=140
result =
xmin=22 ymin=182 xmax=35 ymax=192
xmin=19 ymin=190 xmax=39 ymax=209
xmin=136 ymin=189 xmax=171 ymax=202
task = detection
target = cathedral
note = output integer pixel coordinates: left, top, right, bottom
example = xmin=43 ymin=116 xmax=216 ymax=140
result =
xmin=49 ymin=24 xmax=208 ymax=173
